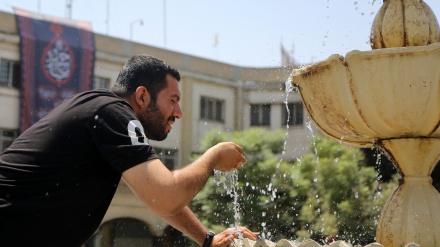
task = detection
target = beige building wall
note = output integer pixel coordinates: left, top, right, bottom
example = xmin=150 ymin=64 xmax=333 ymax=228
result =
xmin=190 ymin=77 xmax=236 ymax=151
xmin=0 ymin=10 xmax=314 ymax=241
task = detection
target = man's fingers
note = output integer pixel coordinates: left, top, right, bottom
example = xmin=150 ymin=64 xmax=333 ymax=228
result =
xmin=237 ymin=227 xmax=258 ymax=240
xmin=227 ymin=227 xmax=258 ymax=240
xmin=217 ymin=234 xmax=234 ymax=247
xmin=214 ymin=227 xmax=259 ymax=247
xmin=236 ymin=155 xmax=246 ymax=168
xmin=234 ymin=143 xmax=244 ymax=154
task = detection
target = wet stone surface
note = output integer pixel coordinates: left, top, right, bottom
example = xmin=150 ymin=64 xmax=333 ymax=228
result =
xmin=230 ymin=239 xmax=421 ymax=247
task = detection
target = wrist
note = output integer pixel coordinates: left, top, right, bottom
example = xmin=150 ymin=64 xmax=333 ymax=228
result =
xmin=202 ymin=231 xmax=215 ymax=247
xmin=200 ymin=150 xmax=217 ymax=170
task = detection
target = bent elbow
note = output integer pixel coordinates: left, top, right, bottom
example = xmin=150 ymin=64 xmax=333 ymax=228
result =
xmin=160 ymin=205 xmax=186 ymax=217
xmin=142 ymin=197 xmax=187 ymax=217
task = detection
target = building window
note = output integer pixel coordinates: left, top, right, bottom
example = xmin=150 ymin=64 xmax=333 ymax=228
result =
xmin=282 ymin=102 xmax=304 ymax=126
xmin=200 ymin=96 xmax=225 ymax=122
xmin=250 ymin=104 xmax=271 ymax=126
xmin=0 ymin=59 xmax=20 ymax=88
xmin=0 ymin=129 xmax=18 ymax=153
xmin=93 ymin=77 xmax=110 ymax=89
xmin=155 ymin=148 xmax=178 ymax=170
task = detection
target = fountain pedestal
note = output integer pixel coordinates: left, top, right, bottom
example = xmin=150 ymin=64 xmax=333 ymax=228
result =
xmin=376 ymin=138 xmax=440 ymax=246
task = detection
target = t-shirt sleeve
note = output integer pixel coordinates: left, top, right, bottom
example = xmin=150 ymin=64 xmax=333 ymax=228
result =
xmin=89 ymin=102 xmax=158 ymax=173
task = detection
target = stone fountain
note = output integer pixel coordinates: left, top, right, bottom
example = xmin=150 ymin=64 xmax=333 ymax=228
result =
xmin=229 ymin=1 xmax=439 ymax=246
xmin=288 ymin=0 xmax=440 ymax=246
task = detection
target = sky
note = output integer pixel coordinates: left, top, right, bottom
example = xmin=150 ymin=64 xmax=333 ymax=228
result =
xmin=1 ymin=0 xmax=439 ymax=68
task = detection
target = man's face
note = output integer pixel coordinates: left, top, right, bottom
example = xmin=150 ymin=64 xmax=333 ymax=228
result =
xmin=138 ymin=75 xmax=182 ymax=141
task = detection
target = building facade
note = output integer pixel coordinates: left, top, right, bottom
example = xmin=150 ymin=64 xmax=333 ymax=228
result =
xmin=0 ymin=10 xmax=312 ymax=246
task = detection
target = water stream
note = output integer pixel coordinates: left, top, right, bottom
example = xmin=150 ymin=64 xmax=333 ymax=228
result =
xmin=213 ymin=169 xmax=243 ymax=240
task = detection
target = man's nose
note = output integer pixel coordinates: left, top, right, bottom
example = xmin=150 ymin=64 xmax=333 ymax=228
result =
xmin=174 ymin=104 xmax=183 ymax=119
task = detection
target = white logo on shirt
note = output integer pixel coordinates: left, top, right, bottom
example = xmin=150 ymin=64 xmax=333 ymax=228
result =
xmin=127 ymin=120 xmax=149 ymax=145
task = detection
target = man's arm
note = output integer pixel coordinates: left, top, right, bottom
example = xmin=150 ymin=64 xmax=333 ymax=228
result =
xmin=122 ymin=142 xmax=246 ymax=216
xmin=122 ymin=141 xmax=258 ymax=246
xmin=161 ymin=206 xmax=207 ymax=245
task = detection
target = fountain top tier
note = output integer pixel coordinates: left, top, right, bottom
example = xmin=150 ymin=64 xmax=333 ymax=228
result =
xmin=371 ymin=0 xmax=440 ymax=49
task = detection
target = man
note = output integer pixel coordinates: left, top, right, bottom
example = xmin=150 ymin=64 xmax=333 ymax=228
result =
xmin=0 ymin=55 xmax=258 ymax=246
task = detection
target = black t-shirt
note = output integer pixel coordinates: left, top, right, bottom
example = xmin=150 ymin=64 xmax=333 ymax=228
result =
xmin=0 ymin=89 xmax=158 ymax=247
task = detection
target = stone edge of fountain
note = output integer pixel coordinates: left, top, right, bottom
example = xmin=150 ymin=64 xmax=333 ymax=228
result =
xmin=231 ymin=238 xmax=422 ymax=247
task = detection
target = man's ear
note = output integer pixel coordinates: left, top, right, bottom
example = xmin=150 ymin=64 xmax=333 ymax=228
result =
xmin=134 ymin=86 xmax=151 ymax=109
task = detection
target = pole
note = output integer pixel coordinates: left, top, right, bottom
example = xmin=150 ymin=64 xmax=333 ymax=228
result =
xmin=163 ymin=0 xmax=167 ymax=47
xmin=130 ymin=19 xmax=143 ymax=41
xmin=66 ymin=0 xmax=72 ymax=19
xmin=106 ymin=0 xmax=110 ymax=35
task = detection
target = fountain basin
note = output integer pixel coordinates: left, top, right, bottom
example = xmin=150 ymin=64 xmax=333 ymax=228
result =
xmin=290 ymin=43 xmax=440 ymax=148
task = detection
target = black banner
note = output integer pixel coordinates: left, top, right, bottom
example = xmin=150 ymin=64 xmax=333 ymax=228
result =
xmin=15 ymin=9 xmax=95 ymax=133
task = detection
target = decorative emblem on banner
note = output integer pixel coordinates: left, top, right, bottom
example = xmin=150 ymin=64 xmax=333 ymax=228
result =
xmin=16 ymin=8 xmax=95 ymax=133
xmin=41 ymin=23 xmax=75 ymax=87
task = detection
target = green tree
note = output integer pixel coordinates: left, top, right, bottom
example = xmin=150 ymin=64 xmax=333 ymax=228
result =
xmin=190 ymin=129 xmax=396 ymax=245
xmin=191 ymin=128 xmax=301 ymax=240
xmin=294 ymin=137 xmax=396 ymax=244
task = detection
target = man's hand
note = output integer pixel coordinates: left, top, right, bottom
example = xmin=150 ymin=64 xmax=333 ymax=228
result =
xmin=211 ymin=227 xmax=258 ymax=247
xmin=204 ymin=142 xmax=247 ymax=172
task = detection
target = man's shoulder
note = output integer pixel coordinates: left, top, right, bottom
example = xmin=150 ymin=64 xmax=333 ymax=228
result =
xmin=72 ymin=89 xmax=131 ymax=110
xmin=45 ymin=89 xmax=133 ymax=124
xmin=77 ymin=89 xmax=123 ymax=102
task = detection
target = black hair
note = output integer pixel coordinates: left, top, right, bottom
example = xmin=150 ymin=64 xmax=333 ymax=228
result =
xmin=111 ymin=54 xmax=180 ymax=103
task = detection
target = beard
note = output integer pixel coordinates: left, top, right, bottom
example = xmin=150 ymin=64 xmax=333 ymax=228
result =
xmin=138 ymin=102 xmax=174 ymax=141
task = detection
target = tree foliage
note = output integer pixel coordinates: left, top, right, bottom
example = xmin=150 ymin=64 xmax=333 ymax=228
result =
xmin=190 ymin=128 xmax=397 ymax=245
xmin=293 ymin=138 xmax=397 ymax=244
